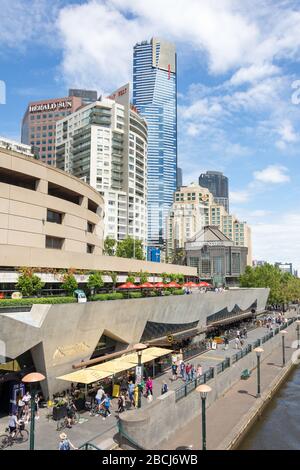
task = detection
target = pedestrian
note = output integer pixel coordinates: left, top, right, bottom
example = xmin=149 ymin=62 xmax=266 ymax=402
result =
xmin=95 ymin=386 xmax=105 ymax=411
xmin=58 ymin=433 xmax=77 ymax=450
xmin=134 ymin=384 xmax=139 ymax=408
xmin=117 ymin=394 xmax=125 ymax=413
xmin=145 ymin=377 xmax=153 ymax=396
xmin=224 ymin=337 xmax=229 ymax=350
xmin=243 ymin=327 xmax=247 ymax=338
xmin=102 ymin=394 xmax=111 ymax=420
xmin=17 ymin=395 xmax=25 ymax=419
xmin=128 ymin=381 xmax=135 ymax=406
xmin=196 ymin=364 xmax=202 ymax=378
xmin=171 ymin=362 xmax=178 ymax=381
xmin=180 ymin=361 xmax=185 ymax=380
xmin=235 ymin=337 xmax=240 ymax=350
xmin=161 ymin=382 xmax=168 ymax=395
xmin=22 ymin=391 xmax=31 ymax=424
xmin=34 ymin=393 xmax=40 ymax=420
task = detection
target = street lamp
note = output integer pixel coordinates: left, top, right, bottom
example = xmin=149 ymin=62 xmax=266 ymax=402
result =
xmin=296 ymin=321 xmax=300 ymax=349
xmin=253 ymin=347 xmax=264 ymax=398
xmin=22 ymin=372 xmax=45 ymax=450
xmin=280 ymin=330 xmax=287 ymax=366
xmin=196 ymin=384 xmax=212 ymax=450
xmin=133 ymin=343 xmax=147 ymax=408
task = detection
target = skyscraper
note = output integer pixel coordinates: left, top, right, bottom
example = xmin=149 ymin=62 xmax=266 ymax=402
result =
xmin=133 ymin=38 xmax=177 ymax=251
xmin=199 ymin=171 xmax=229 ymax=212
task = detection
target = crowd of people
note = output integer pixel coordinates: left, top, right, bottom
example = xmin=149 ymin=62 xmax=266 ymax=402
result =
xmin=171 ymin=360 xmax=203 ymax=383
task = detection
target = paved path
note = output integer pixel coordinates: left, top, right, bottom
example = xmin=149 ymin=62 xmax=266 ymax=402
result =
xmin=160 ymin=318 xmax=298 ymax=450
xmin=0 ymin=312 xmax=294 ymax=450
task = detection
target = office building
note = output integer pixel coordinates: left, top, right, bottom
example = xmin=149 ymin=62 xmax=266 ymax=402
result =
xmin=133 ymin=38 xmax=177 ymax=250
xmin=0 ymin=136 xmax=35 ymax=157
xmin=199 ymin=171 xmax=229 ymax=212
xmin=177 ymin=167 xmax=183 ymax=189
xmin=21 ymin=89 xmax=97 ymax=166
xmin=56 ymin=84 xmax=148 ymax=247
xmin=167 ymin=183 xmax=252 ymax=265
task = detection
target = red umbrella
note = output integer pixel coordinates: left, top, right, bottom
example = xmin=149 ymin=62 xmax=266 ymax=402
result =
xmin=184 ymin=282 xmax=198 ymax=288
xmin=118 ymin=282 xmax=139 ymax=289
xmin=198 ymin=282 xmax=211 ymax=287
xmin=155 ymin=282 xmax=168 ymax=288
xmin=166 ymin=282 xmax=181 ymax=288
xmin=139 ymin=282 xmax=155 ymax=288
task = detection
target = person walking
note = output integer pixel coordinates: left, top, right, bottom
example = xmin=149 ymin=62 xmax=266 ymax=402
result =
xmin=128 ymin=381 xmax=135 ymax=406
xmin=34 ymin=393 xmax=40 ymax=420
xmin=235 ymin=337 xmax=240 ymax=350
xmin=117 ymin=394 xmax=126 ymax=413
xmin=180 ymin=361 xmax=185 ymax=380
xmin=58 ymin=433 xmax=77 ymax=450
xmin=171 ymin=362 xmax=178 ymax=381
xmin=161 ymin=382 xmax=168 ymax=395
xmin=224 ymin=337 xmax=229 ymax=350
xmin=134 ymin=384 xmax=139 ymax=408
xmin=102 ymin=394 xmax=111 ymax=420
xmin=95 ymin=386 xmax=105 ymax=411
xmin=22 ymin=391 xmax=31 ymax=424
xmin=196 ymin=364 xmax=202 ymax=378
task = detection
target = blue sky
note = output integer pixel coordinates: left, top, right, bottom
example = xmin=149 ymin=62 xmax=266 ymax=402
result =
xmin=1 ymin=0 xmax=300 ymax=269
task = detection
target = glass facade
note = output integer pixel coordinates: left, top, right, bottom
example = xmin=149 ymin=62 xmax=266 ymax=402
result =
xmin=133 ymin=38 xmax=177 ymax=248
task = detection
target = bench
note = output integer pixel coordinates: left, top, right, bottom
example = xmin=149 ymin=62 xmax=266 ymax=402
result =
xmin=241 ymin=369 xmax=251 ymax=380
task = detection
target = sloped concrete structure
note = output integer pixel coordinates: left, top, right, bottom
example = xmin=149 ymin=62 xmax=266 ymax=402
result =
xmin=0 ymin=288 xmax=269 ymax=397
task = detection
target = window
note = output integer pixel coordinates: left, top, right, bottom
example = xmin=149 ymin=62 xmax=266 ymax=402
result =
xmin=87 ymin=244 xmax=95 ymax=254
xmin=47 ymin=209 xmax=63 ymax=224
xmin=45 ymin=236 xmax=64 ymax=249
xmin=87 ymin=221 xmax=94 ymax=233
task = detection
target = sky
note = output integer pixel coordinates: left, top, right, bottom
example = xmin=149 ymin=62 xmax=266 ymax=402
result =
xmin=1 ymin=0 xmax=300 ymax=270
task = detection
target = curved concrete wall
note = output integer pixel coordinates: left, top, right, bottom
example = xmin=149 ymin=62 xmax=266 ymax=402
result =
xmin=0 ymin=288 xmax=269 ymax=396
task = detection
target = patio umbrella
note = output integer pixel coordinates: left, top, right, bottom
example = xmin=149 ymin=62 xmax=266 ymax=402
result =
xmin=198 ymin=282 xmax=211 ymax=287
xmin=183 ymin=282 xmax=198 ymax=288
xmin=155 ymin=282 xmax=168 ymax=288
xmin=118 ymin=282 xmax=139 ymax=289
xmin=166 ymin=282 xmax=181 ymax=288
xmin=139 ymin=282 xmax=155 ymax=288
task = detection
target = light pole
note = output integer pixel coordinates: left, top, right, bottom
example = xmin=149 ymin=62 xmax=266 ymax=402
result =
xmin=280 ymin=330 xmax=287 ymax=366
xmin=296 ymin=321 xmax=300 ymax=349
xmin=196 ymin=384 xmax=212 ymax=450
xmin=133 ymin=343 xmax=147 ymax=408
xmin=253 ymin=347 xmax=264 ymax=398
xmin=22 ymin=372 xmax=45 ymax=451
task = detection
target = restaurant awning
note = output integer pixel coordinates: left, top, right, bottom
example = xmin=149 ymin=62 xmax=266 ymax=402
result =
xmin=57 ymin=347 xmax=172 ymax=384
xmin=57 ymin=368 xmax=112 ymax=385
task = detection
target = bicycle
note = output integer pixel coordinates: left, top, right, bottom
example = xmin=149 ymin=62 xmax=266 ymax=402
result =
xmin=0 ymin=427 xmax=29 ymax=449
xmin=56 ymin=412 xmax=80 ymax=431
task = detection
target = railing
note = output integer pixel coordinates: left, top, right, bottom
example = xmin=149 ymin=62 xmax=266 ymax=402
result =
xmin=174 ymin=316 xmax=298 ymax=402
xmin=78 ymin=443 xmax=102 ymax=450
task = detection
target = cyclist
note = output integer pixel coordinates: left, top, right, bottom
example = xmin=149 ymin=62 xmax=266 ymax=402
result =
xmin=66 ymin=400 xmax=77 ymax=428
xmin=8 ymin=411 xmax=19 ymax=438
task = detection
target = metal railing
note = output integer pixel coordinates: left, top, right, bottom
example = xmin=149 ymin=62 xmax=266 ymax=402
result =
xmin=174 ymin=316 xmax=298 ymax=403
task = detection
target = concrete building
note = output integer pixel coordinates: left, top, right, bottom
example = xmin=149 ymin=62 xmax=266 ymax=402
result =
xmin=0 ymin=287 xmax=268 ymax=400
xmin=185 ymin=226 xmax=248 ymax=285
xmin=167 ymin=183 xmax=252 ymax=265
xmin=252 ymin=260 xmax=267 ymax=267
xmin=56 ymin=84 xmax=148 ymax=248
xmin=0 ymin=136 xmax=35 ymax=157
xmin=133 ymin=38 xmax=177 ymax=250
xmin=21 ymin=89 xmax=97 ymax=166
xmin=199 ymin=171 xmax=229 ymax=212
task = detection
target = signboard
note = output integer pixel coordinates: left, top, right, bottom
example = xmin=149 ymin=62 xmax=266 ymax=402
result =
xmin=135 ymin=365 xmax=142 ymax=384
xmin=29 ymin=100 xmax=72 ymax=113
xmin=11 ymin=291 xmax=22 ymax=299
xmin=167 ymin=334 xmax=174 ymax=344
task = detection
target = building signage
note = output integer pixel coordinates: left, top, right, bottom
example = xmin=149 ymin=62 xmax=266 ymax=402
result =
xmin=107 ymin=86 xmax=128 ymax=101
xmin=135 ymin=365 xmax=142 ymax=384
xmin=29 ymin=100 xmax=72 ymax=113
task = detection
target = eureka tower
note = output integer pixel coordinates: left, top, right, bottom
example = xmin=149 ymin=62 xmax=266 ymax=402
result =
xmin=133 ymin=38 xmax=177 ymax=252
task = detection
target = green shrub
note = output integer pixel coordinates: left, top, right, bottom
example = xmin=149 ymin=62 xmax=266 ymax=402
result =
xmin=0 ymin=297 xmax=76 ymax=307
xmin=173 ymin=289 xmax=184 ymax=295
xmin=128 ymin=292 xmax=142 ymax=299
xmin=90 ymin=294 xmax=109 ymax=301
xmin=163 ymin=290 xmax=171 ymax=296
xmin=107 ymin=293 xmax=124 ymax=300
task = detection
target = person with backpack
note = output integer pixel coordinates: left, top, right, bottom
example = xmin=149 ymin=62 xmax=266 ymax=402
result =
xmin=58 ymin=433 xmax=77 ymax=450
xmin=101 ymin=394 xmax=111 ymax=420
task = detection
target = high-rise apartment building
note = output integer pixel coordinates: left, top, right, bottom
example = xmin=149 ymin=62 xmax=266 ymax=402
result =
xmin=21 ymin=89 xmax=97 ymax=166
xmin=177 ymin=167 xmax=183 ymax=190
xmin=167 ymin=183 xmax=252 ymax=265
xmin=133 ymin=38 xmax=177 ymax=250
xmin=56 ymin=84 xmax=148 ymax=246
xmin=199 ymin=171 xmax=229 ymax=212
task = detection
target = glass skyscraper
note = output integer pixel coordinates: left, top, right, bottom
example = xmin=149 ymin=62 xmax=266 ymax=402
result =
xmin=199 ymin=171 xmax=229 ymax=213
xmin=133 ymin=38 xmax=177 ymax=250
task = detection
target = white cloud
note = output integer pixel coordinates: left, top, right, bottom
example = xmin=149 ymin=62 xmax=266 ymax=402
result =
xmin=229 ymin=63 xmax=280 ymax=86
xmin=230 ymin=190 xmax=251 ymax=204
xmin=253 ymin=165 xmax=290 ymax=184
xmin=275 ymin=119 xmax=298 ymax=149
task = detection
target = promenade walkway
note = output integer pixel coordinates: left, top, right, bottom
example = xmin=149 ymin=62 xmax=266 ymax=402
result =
xmin=160 ymin=316 xmax=298 ymax=450
xmin=0 ymin=312 xmax=295 ymax=450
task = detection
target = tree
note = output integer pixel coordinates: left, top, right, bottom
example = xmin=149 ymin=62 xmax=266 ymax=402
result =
xmin=16 ymin=268 xmax=45 ymax=297
xmin=87 ymin=271 xmax=104 ymax=294
xmin=126 ymin=272 xmax=136 ymax=283
xmin=239 ymin=264 xmax=300 ymax=306
xmin=139 ymin=271 xmax=149 ymax=284
xmin=116 ymin=237 xmax=144 ymax=260
xmin=61 ymin=272 xmax=78 ymax=296
xmin=162 ymin=272 xmax=170 ymax=284
xmin=104 ymin=237 xmax=117 ymax=256
xmin=171 ymin=249 xmax=186 ymax=266
xmin=105 ymin=271 xmax=118 ymax=292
